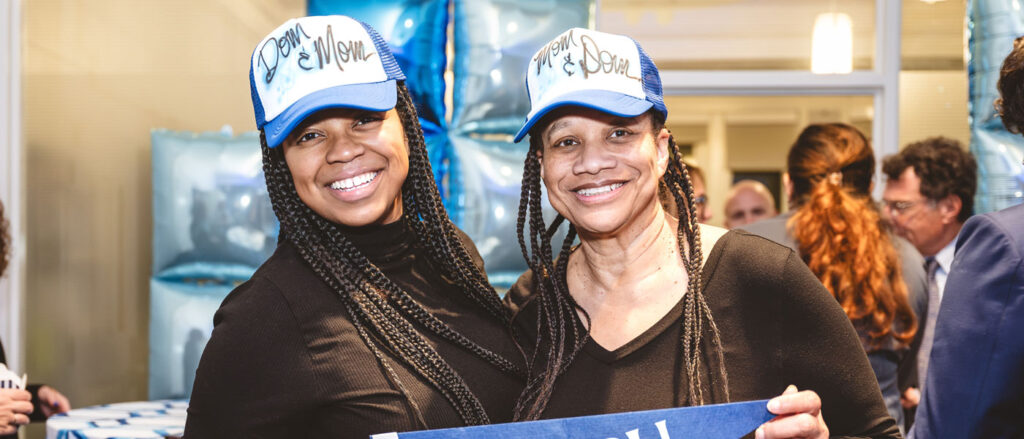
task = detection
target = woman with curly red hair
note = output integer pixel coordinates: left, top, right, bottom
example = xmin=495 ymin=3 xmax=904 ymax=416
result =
xmin=744 ymin=123 xmax=926 ymax=432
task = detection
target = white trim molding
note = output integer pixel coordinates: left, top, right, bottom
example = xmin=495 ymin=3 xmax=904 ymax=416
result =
xmin=875 ymin=0 xmax=902 ymax=176
xmin=0 ymin=0 xmax=24 ymax=373
xmin=660 ymin=70 xmax=886 ymax=95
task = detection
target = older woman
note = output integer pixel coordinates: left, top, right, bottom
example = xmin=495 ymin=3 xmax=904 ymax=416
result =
xmin=184 ymin=16 xmax=523 ymax=437
xmin=507 ymin=28 xmax=899 ymax=438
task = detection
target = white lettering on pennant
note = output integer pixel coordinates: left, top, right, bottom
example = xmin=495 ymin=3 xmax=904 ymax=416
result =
xmin=607 ymin=420 xmax=671 ymax=439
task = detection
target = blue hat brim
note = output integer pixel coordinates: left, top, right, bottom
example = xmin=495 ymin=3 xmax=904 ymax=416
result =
xmin=263 ymin=79 xmax=398 ymax=148
xmin=513 ymin=90 xmax=656 ymax=143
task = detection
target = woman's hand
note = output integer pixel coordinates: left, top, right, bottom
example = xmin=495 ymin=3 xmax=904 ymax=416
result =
xmin=36 ymin=385 xmax=71 ymax=418
xmin=0 ymin=388 xmax=33 ymax=435
xmin=755 ymin=385 xmax=828 ymax=439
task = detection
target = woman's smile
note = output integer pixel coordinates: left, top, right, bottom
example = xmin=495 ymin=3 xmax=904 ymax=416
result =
xmin=324 ymin=169 xmax=383 ymax=203
xmin=572 ymin=180 xmax=627 ymax=202
xmin=328 ymin=170 xmax=379 ymax=192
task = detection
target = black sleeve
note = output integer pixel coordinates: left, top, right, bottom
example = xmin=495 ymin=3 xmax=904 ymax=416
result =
xmin=184 ymin=277 xmax=318 ymax=438
xmin=772 ymin=250 xmax=901 ymax=439
xmin=504 ymin=270 xmax=535 ymax=315
xmin=26 ymin=384 xmax=45 ymax=422
xmin=899 ymin=323 xmax=923 ymax=393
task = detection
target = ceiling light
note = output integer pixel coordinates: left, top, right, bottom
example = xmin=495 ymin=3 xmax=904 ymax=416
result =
xmin=812 ymin=12 xmax=853 ymax=74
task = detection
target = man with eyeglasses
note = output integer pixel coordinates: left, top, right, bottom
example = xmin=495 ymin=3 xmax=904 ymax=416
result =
xmin=880 ymin=136 xmax=977 ymax=428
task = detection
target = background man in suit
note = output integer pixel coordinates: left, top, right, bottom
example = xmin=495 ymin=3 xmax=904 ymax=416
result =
xmin=910 ymin=36 xmax=1024 ymax=439
xmin=880 ymin=137 xmax=977 ymax=410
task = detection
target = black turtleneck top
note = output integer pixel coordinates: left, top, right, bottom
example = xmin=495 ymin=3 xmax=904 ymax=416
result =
xmin=184 ymin=220 xmax=524 ymax=438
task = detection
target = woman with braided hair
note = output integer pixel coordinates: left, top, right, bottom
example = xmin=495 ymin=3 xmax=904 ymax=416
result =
xmin=505 ymin=28 xmax=899 ymax=438
xmin=184 ymin=16 xmax=523 ymax=437
xmin=743 ymin=124 xmax=926 ymax=433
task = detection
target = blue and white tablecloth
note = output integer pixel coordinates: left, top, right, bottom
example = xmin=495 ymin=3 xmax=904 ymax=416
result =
xmin=46 ymin=400 xmax=186 ymax=439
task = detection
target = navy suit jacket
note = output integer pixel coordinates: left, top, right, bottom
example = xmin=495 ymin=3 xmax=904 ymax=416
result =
xmin=912 ymin=203 xmax=1024 ymax=438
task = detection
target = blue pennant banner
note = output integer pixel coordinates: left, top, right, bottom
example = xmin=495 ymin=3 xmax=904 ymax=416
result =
xmin=371 ymin=399 xmax=772 ymax=439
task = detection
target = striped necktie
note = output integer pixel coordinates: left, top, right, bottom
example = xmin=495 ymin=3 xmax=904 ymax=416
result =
xmin=918 ymin=257 xmax=941 ymax=391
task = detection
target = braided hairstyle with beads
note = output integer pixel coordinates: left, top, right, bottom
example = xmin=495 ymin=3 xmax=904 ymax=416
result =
xmin=512 ymin=110 xmax=729 ymax=420
xmin=261 ymin=82 xmax=523 ymax=427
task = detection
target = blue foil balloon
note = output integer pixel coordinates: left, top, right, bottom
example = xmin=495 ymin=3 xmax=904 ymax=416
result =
xmin=424 ymin=127 xmax=450 ymax=197
xmin=308 ymin=0 xmax=449 ymax=132
xmin=151 ymin=129 xmax=278 ymax=282
xmin=149 ymin=278 xmax=234 ymax=400
xmin=448 ymin=135 xmax=566 ymax=288
xmin=968 ymin=0 xmax=1024 ymax=211
xmin=452 ymin=0 xmax=593 ymax=135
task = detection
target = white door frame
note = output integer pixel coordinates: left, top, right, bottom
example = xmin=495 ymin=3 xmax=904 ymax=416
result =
xmin=655 ymin=0 xmax=901 ymax=193
xmin=0 ymin=0 xmax=24 ymax=373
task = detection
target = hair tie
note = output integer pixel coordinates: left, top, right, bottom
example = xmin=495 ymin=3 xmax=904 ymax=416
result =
xmin=827 ymin=171 xmax=843 ymax=186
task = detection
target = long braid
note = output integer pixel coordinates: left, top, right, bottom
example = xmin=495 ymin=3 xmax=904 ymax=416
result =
xmin=345 ymin=299 xmax=430 ymax=428
xmin=512 ymin=139 xmax=588 ymax=421
xmin=512 ymin=114 xmax=729 ymax=420
xmin=662 ymin=134 xmax=729 ymax=405
xmin=260 ymin=83 xmax=520 ymax=427
xmin=394 ymin=88 xmax=510 ymax=323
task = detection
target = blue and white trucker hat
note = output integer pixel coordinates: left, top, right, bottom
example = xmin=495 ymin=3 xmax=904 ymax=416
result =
xmin=514 ymin=28 xmax=666 ymax=142
xmin=250 ymin=15 xmax=406 ymax=148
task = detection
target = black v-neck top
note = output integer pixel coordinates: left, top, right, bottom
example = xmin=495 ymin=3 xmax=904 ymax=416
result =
xmin=185 ymin=220 xmax=524 ymax=438
xmin=580 ymin=291 xmax=684 ymax=364
xmin=507 ymin=230 xmax=900 ymax=438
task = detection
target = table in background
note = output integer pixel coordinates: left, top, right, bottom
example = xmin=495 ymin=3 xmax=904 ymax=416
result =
xmin=45 ymin=400 xmax=186 ymax=439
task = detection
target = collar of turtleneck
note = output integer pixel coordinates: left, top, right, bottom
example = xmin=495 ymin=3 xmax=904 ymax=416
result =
xmin=337 ymin=217 xmax=417 ymax=266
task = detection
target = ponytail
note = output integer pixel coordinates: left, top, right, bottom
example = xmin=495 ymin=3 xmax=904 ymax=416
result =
xmin=787 ymin=124 xmax=917 ymax=349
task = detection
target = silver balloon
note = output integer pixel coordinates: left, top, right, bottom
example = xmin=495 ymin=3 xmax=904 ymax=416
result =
xmin=448 ymin=135 xmax=566 ymax=287
xmin=451 ymin=0 xmax=593 ymax=135
xmin=151 ymin=129 xmax=278 ymax=281
xmin=148 ymin=278 xmax=233 ymax=400
xmin=968 ymin=0 xmax=1024 ymax=212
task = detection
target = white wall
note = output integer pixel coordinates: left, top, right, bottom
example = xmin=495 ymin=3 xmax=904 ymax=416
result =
xmin=0 ymin=0 xmax=24 ymax=374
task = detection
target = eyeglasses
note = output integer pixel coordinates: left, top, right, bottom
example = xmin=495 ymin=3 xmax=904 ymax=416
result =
xmin=881 ymin=199 xmax=932 ymax=217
